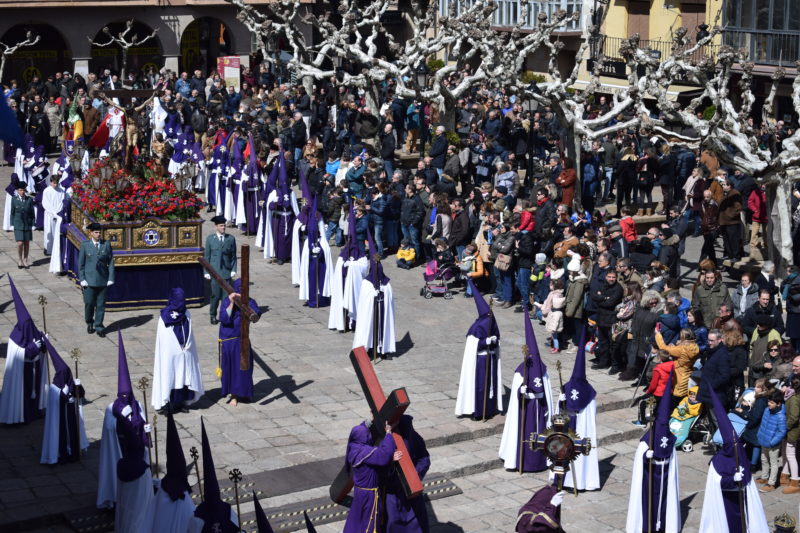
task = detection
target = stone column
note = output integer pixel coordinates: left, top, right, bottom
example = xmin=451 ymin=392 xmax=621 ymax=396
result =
xmin=73 ymin=58 xmax=90 ymax=78
xmin=164 ymin=55 xmax=180 ymax=74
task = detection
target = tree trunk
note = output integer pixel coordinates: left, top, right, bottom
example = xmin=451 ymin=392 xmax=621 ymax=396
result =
xmin=563 ymin=133 xmax=583 ymax=212
xmin=767 ymin=178 xmax=794 ymax=276
xmin=363 ymin=85 xmax=380 ymax=116
xmin=439 ymin=93 xmax=456 ymax=131
xmin=302 ymin=75 xmax=313 ymax=99
xmin=0 ymin=56 xmax=5 ymax=85
xmin=121 ymin=49 xmax=128 ymax=83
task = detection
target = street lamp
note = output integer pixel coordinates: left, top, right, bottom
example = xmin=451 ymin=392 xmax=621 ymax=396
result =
xmin=415 ymin=62 xmax=429 ymax=89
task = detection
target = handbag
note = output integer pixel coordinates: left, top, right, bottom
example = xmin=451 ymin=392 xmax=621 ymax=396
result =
xmin=494 ymin=252 xmax=513 ymax=272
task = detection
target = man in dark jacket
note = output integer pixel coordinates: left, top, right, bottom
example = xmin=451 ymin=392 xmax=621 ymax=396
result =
xmin=741 ymin=289 xmax=785 ymax=338
xmin=449 ymin=198 xmax=471 ymax=256
xmin=590 ymin=268 xmax=624 ymax=372
xmin=428 ymin=126 xmax=447 ymax=177
xmin=533 ymin=187 xmax=556 ymax=242
xmin=697 ymin=330 xmax=732 ymax=409
xmin=657 ymin=227 xmax=681 ymax=278
xmin=379 ymin=123 xmax=397 ymax=177
xmin=401 ymin=183 xmax=425 ymax=261
xmin=718 ymin=178 xmax=743 ymax=261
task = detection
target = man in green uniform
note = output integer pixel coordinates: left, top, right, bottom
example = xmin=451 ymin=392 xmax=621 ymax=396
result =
xmin=78 ymin=222 xmax=115 ymax=337
xmin=203 ymin=215 xmax=237 ymax=324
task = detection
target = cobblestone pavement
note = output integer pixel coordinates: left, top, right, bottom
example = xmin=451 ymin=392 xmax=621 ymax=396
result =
xmin=0 ymin=162 xmax=796 ymax=531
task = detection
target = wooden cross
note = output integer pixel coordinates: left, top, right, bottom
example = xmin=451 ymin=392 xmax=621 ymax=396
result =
xmin=102 ymin=89 xmax=157 ymax=103
xmin=199 ymin=244 xmax=260 ymax=370
xmin=329 ymin=347 xmax=424 ymax=504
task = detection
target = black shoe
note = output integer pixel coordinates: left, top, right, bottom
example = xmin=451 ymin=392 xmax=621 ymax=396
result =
xmin=87 ymin=325 xmax=95 ymax=334
xmin=608 ymin=367 xmax=622 ymax=376
xmin=276 ymin=260 xmax=284 ymax=265
xmin=591 ymin=363 xmax=610 ymax=370
xmin=206 ymin=206 xmax=215 ymax=213
xmin=210 ymin=317 xmax=219 ymax=325
xmin=97 ymin=330 xmax=106 ymax=338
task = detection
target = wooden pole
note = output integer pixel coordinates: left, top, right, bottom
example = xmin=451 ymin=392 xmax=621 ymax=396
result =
xmin=240 ymin=244 xmax=250 ymax=371
xmin=198 ymin=256 xmax=259 ymax=324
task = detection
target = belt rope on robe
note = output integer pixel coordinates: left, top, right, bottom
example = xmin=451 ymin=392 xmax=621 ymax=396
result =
xmin=655 ymin=460 xmax=666 ymax=531
xmin=354 ymin=486 xmax=380 ymax=533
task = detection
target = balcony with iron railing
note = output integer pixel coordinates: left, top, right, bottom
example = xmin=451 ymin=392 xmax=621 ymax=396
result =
xmin=438 ymin=0 xmax=584 ymax=32
xmin=601 ymin=35 xmax=719 ymax=64
xmin=723 ymin=30 xmax=800 ymax=66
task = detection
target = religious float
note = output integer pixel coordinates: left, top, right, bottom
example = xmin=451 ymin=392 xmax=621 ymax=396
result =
xmin=65 ymin=155 xmax=206 ymax=310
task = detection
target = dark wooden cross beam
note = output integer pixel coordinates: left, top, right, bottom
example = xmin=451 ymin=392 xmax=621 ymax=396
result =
xmin=199 ymin=244 xmax=259 ymax=370
xmin=102 ymin=89 xmax=156 ymax=103
xmin=329 ymin=347 xmax=424 ymax=504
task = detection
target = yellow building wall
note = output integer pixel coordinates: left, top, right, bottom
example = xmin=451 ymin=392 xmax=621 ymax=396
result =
xmin=603 ymin=0 xmax=724 ymax=44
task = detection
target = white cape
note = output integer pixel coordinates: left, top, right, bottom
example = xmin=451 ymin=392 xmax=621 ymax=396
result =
xmin=328 ymin=256 xmax=369 ymax=331
xmin=291 ymin=219 xmax=304 ymax=285
xmin=454 ymin=336 xmax=503 ymax=416
xmin=299 ymin=233 xmax=333 ymax=301
xmin=3 ymin=192 xmax=12 ymax=231
xmin=328 ymin=257 xmax=347 ymax=331
xmin=626 ymin=441 xmax=681 ymax=533
xmin=150 ymin=483 xmax=204 ymax=533
xmin=499 ymin=372 xmax=552 ymax=470
xmin=151 ymin=314 xmax=204 ymax=411
xmin=96 ymin=401 xmax=149 ymax=509
xmin=235 ymin=174 xmax=248 ymax=226
xmin=259 ymin=189 xmax=299 ymax=257
xmin=48 ymin=220 xmax=64 ymax=274
xmin=115 ymin=471 xmax=154 ymax=533
xmin=40 ymin=383 xmax=89 ymax=464
xmin=0 ymin=338 xmax=49 ymax=424
xmin=550 ymin=399 xmax=600 ymax=491
xmin=352 ymin=280 xmax=396 ymax=355
xmin=42 ymin=185 xmax=65 ymax=255
xmin=698 ymin=467 xmax=769 ymax=533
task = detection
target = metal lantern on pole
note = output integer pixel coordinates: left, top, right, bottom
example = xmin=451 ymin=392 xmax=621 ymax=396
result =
xmin=415 ymin=62 xmax=430 ymax=89
xmin=100 ymin=163 xmax=113 ymax=181
xmin=69 ymin=155 xmax=82 ymax=174
xmin=696 ymin=24 xmax=710 ymax=43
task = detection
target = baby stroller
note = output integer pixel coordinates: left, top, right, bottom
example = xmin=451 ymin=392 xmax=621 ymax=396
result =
xmin=668 ymin=386 xmax=704 ymax=452
xmin=420 ymin=260 xmax=458 ymax=299
xmin=710 ymin=388 xmax=754 ymax=446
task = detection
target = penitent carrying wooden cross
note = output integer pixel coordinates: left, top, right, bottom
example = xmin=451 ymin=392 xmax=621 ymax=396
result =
xmin=199 ymin=244 xmax=260 ymax=370
xmin=329 ymin=346 xmax=424 ymax=504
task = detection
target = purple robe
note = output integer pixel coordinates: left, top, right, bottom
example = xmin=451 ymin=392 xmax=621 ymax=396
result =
xmin=385 ymin=416 xmax=430 ymax=533
xmin=639 ymin=447 xmax=671 ymax=533
xmin=473 ymin=349 xmax=500 ymax=420
xmin=218 ymin=288 xmax=261 ymax=400
xmin=513 ymin=362 xmax=549 ymax=472
xmin=10 ymin=310 xmax=46 ymax=423
xmin=270 ymin=196 xmax=295 ymax=261
xmin=343 ymin=425 xmax=396 ymax=533
xmin=33 ymin=174 xmax=48 ymax=230
xmin=516 ymin=484 xmax=562 ymax=533
xmin=112 ymin=395 xmax=149 ymax=482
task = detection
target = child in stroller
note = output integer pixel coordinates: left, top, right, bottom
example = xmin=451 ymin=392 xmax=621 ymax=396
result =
xmin=421 ymin=239 xmax=458 ymax=299
xmin=669 ymin=386 xmax=703 ymax=451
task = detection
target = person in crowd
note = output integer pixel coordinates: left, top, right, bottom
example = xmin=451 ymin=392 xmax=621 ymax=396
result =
xmin=756 ymin=390 xmax=787 ymax=493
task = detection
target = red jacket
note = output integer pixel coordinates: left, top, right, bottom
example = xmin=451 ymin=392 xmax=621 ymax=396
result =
xmin=646 ymin=360 xmax=675 ymax=396
xmin=619 ymin=216 xmax=637 ymax=242
xmin=748 ymin=188 xmax=767 ymax=224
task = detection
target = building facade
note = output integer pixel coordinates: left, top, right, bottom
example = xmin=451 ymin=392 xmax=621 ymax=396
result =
xmin=0 ymin=0 xmax=314 ymax=84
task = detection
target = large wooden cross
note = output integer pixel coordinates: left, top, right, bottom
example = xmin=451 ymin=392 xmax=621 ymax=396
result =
xmin=199 ymin=244 xmax=259 ymax=370
xmin=329 ymin=347 xmax=424 ymax=503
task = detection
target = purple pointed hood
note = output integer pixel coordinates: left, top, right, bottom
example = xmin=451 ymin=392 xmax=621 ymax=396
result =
xmin=564 ymin=325 xmax=596 ymax=412
xmin=112 ymin=331 xmax=147 ymax=446
xmin=298 ymin=165 xmax=311 ymax=202
xmin=194 ymin=417 xmax=237 ymax=531
xmin=190 ymin=142 xmax=204 ymax=164
xmin=24 ymin=134 xmax=35 ymax=157
xmin=253 ymin=491 xmax=274 ymax=533
xmin=303 ymin=511 xmax=317 ymax=533
xmin=171 ymin=130 xmax=190 ymax=164
xmin=160 ymin=287 xmax=187 ymax=326
xmin=161 ymin=410 xmax=191 ymax=501
xmin=520 ymin=304 xmax=547 ymax=395
xmin=212 ymin=133 xmax=229 ymax=168
xmin=246 ymin=134 xmax=259 ymax=182
xmin=641 ymin=371 xmax=675 ymax=458
xmin=345 ymin=422 xmax=375 ymax=472
xmin=307 ymin=195 xmax=319 ymax=244
xmin=710 ymin=387 xmax=751 ymax=484
xmin=364 ymin=227 xmax=388 ymax=289
xmin=340 ymin=202 xmax=363 ymax=261
xmin=466 ymin=279 xmax=500 ymax=340
xmin=5 ymin=172 xmax=20 ymax=195
xmin=276 ymin=151 xmax=290 ymax=199
xmin=42 ymin=334 xmax=73 ymax=391
xmin=8 ymin=275 xmax=41 ymax=347
xmin=231 ymin=136 xmax=244 ymax=169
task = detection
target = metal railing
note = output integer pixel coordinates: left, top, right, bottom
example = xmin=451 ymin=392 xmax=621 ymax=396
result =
xmin=723 ymin=30 xmax=800 ymax=66
xmin=601 ymin=36 xmax=719 ymax=64
xmin=438 ymin=0 xmax=584 ymax=31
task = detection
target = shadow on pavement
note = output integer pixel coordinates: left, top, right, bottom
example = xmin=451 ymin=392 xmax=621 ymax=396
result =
xmin=105 ymin=313 xmax=153 ymax=333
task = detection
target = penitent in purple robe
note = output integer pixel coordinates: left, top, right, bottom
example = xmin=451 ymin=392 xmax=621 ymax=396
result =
xmin=343 ymin=423 xmax=396 ymax=533
xmin=218 ymin=280 xmax=261 ymax=400
xmin=385 ymin=415 xmax=430 ymax=533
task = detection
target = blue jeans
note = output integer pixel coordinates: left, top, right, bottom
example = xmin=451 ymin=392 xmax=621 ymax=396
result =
xmin=455 ymin=245 xmax=466 ymax=260
xmin=494 ymin=266 xmax=513 ymax=303
xmin=372 ymin=221 xmax=384 ymax=255
xmin=384 ymin=160 xmax=393 ymax=179
xmin=325 ymin=221 xmax=342 ymax=246
xmin=683 ymin=209 xmax=702 ymax=235
xmin=602 ymin=167 xmax=613 ymax=200
xmin=516 ymin=267 xmax=531 ymax=307
xmin=401 ymin=224 xmax=421 ymax=261
xmin=435 ymin=168 xmax=443 ymax=179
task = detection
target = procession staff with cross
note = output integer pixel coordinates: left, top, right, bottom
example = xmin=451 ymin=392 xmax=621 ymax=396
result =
xmin=330 ymin=347 xmax=424 ymax=510
xmin=200 ymin=241 xmax=261 ymax=406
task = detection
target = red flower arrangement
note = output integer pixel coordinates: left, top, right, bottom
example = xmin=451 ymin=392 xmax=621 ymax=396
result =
xmin=72 ymin=158 xmax=204 ymax=222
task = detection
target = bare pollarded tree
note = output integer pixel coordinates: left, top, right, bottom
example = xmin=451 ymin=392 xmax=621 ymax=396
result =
xmin=625 ymin=25 xmax=800 ymax=268
xmin=87 ymin=20 xmax=159 ymax=83
xmin=226 ymin=0 xmax=575 ymax=129
xmin=0 ymin=31 xmax=41 ymax=84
